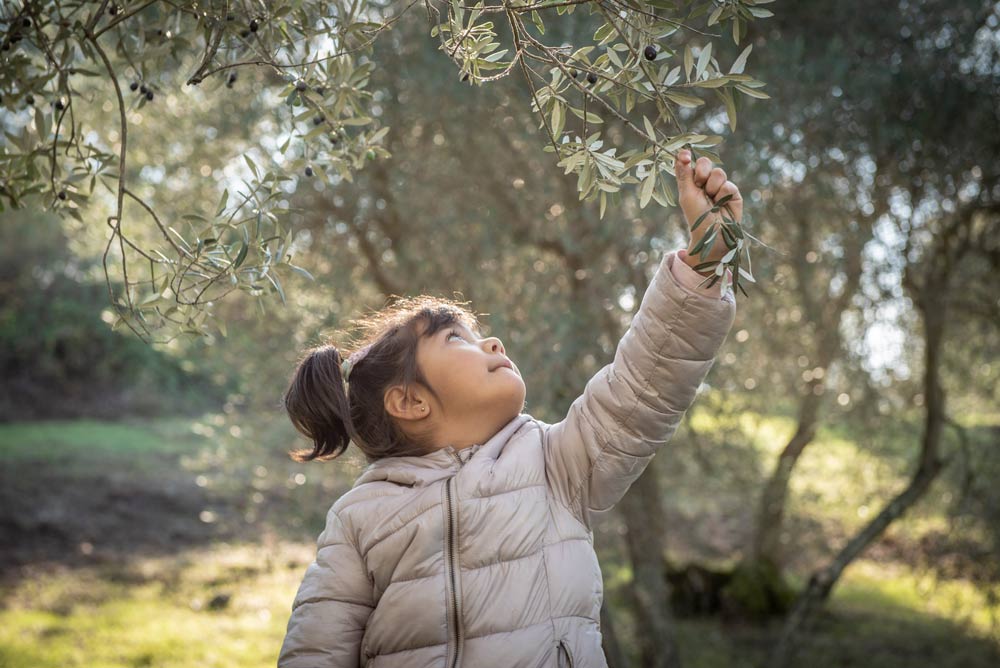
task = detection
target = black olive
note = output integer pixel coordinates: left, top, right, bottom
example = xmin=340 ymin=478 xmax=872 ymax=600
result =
xmin=145 ymin=90 xmax=153 ymax=101
xmin=304 ymin=166 xmax=313 ymax=177
xmin=240 ymin=29 xmax=249 ymax=38
xmin=58 ymin=189 xmax=67 ymax=200
xmin=249 ymin=18 xmax=259 ymax=32
xmin=130 ymin=81 xmax=139 ymax=91
xmin=644 ymin=45 xmax=657 ymax=61
xmin=295 ymin=80 xmax=307 ymax=92
xmin=23 ymin=18 xmax=32 ymax=28
xmin=461 ymin=72 xmax=469 ymax=81
xmin=25 ymin=94 xmax=34 ymax=105
xmin=587 ymin=71 xmax=597 ymax=85
xmin=54 ymin=98 xmax=65 ymax=111
xmin=313 ymin=115 xmax=324 ymax=126
xmin=140 ymin=84 xmax=148 ymax=94
xmin=570 ymin=69 xmax=579 ymax=79
xmin=109 ymin=5 xmax=120 ymax=16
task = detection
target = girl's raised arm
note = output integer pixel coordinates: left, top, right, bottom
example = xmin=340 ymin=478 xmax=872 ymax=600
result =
xmin=541 ymin=246 xmax=737 ymax=530
xmin=278 ymin=507 xmax=374 ymax=668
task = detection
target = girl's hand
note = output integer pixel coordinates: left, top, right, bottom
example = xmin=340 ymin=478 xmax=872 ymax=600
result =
xmin=673 ymin=149 xmax=744 ymax=275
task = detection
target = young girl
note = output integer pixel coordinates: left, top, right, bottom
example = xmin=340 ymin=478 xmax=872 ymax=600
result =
xmin=278 ymin=149 xmax=740 ymax=668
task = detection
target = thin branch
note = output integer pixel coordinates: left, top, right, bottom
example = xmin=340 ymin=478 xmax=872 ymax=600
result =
xmin=191 ymin=0 xmax=423 ymax=83
xmin=93 ymin=0 xmax=160 ymax=39
xmin=85 ymin=25 xmax=141 ymax=335
xmin=123 ymin=187 xmax=192 ymax=259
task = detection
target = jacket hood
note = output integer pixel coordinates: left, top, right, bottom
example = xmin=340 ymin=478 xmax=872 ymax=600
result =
xmin=352 ymin=413 xmax=534 ymax=489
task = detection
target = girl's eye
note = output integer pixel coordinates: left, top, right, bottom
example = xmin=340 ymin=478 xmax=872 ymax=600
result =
xmin=448 ymin=330 xmax=464 ymax=342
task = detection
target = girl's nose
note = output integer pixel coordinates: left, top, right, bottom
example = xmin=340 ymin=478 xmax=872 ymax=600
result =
xmin=485 ymin=337 xmax=504 ymax=355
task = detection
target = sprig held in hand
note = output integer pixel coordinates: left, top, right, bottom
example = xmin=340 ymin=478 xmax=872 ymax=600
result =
xmin=673 ymin=146 xmax=757 ymax=298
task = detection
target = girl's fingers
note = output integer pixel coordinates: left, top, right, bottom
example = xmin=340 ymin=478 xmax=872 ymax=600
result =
xmin=705 ymin=167 xmax=727 ymax=198
xmin=676 ymin=151 xmax=743 ymax=230
xmin=715 ymin=180 xmax=743 ymax=223
xmin=673 ymin=150 xmax=700 ymax=203
xmin=693 ymin=156 xmax=713 ymax=187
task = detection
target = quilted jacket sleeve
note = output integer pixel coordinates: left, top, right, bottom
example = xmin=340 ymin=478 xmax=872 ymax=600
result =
xmin=542 ymin=248 xmax=736 ymax=528
xmin=278 ymin=507 xmax=374 ymax=668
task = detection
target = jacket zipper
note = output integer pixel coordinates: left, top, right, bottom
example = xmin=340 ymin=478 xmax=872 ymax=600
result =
xmin=557 ymin=639 xmax=574 ymax=668
xmin=445 ymin=448 xmax=465 ymax=667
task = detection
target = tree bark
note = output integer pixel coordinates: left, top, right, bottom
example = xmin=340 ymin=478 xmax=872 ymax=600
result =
xmin=768 ymin=272 xmax=951 ymax=668
xmin=600 ymin=597 xmax=629 ymax=668
xmin=620 ymin=467 xmax=683 ymax=668
xmin=750 ymin=199 xmax=869 ymax=570
xmin=605 ymin=257 xmax=683 ymax=668
xmin=750 ymin=385 xmax=820 ymax=566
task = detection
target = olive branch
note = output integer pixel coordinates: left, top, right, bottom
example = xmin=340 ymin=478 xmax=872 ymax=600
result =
xmin=0 ymin=0 xmax=774 ymax=342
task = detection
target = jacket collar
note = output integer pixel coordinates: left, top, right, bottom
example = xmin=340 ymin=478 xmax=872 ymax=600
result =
xmin=352 ymin=413 xmax=532 ymax=488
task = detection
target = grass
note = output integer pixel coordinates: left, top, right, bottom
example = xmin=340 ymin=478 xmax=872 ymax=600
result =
xmin=603 ymin=559 xmax=1000 ymax=668
xmin=1 ymin=545 xmax=996 ymax=668
xmin=0 ymin=417 xmax=214 ymax=480
xmin=0 ymin=418 xmax=202 ymax=459
xmin=0 ymin=411 xmax=997 ymax=667
xmin=0 ymin=542 xmax=305 ymax=668
xmin=834 ymin=560 xmax=1000 ymax=639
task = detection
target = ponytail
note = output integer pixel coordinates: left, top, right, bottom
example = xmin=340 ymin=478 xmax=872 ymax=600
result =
xmin=283 ymin=295 xmax=485 ymax=463
xmin=283 ymin=345 xmax=353 ymax=462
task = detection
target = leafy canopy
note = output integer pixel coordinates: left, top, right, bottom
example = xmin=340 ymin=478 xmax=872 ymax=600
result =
xmin=0 ymin=0 xmax=774 ymax=341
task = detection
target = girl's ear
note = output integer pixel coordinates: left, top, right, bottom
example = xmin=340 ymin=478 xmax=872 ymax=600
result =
xmin=384 ymin=384 xmax=430 ymax=422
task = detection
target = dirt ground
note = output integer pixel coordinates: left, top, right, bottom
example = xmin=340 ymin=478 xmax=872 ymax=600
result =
xmin=0 ymin=451 xmax=248 ymax=586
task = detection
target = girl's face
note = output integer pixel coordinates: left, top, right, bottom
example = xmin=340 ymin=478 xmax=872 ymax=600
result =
xmin=406 ymin=320 xmax=526 ymax=449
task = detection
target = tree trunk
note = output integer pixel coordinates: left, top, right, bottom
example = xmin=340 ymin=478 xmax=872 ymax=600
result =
xmin=600 ymin=598 xmax=628 ymax=668
xmin=619 ymin=465 xmax=683 ymax=668
xmin=750 ymin=389 xmax=820 ymax=565
xmin=733 ymin=203 xmax=871 ymax=618
xmin=768 ymin=284 xmax=950 ymax=668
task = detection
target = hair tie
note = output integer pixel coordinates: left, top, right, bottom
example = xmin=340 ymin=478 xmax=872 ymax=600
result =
xmin=341 ymin=343 xmax=374 ymax=386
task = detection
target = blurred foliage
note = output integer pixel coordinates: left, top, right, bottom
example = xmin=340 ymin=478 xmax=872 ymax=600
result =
xmin=0 ymin=207 xmax=230 ymax=419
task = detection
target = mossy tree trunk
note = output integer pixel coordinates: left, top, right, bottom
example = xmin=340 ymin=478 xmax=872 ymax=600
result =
xmin=768 ymin=204 xmax=983 ymax=667
xmin=620 ymin=462 xmax=683 ymax=668
xmin=730 ymin=197 xmax=871 ymax=619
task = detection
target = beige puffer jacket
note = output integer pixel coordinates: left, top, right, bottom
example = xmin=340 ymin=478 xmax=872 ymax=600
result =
xmin=278 ymin=250 xmax=737 ymax=668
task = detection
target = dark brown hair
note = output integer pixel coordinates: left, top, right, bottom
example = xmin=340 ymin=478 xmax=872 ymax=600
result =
xmin=283 ymin=295 xmax=483 ymax=464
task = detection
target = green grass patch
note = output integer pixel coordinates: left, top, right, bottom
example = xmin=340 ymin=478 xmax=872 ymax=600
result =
xmin=0 ymin=542 xmax=311 ymax=668
xmin=0 ymin=417 xmax=208 ymax=461
xmin=833 ymin=559 xmax=1000 ymax=640
xmin=605 ymin=558 xmax=1000 ymax=668
xmin=1 ymin=411 xmax=997 ymax=667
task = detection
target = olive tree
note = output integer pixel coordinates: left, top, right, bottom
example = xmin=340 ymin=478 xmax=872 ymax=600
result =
xmin=1 ymin=0 xmax=774 ymax=342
